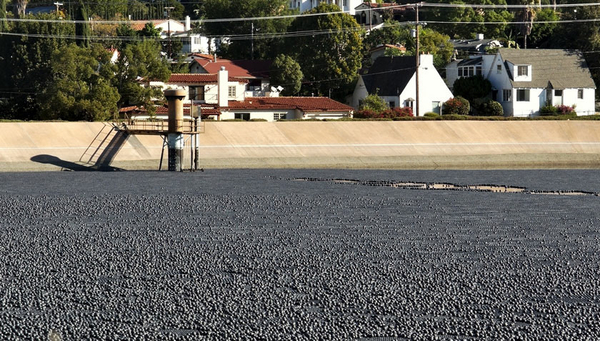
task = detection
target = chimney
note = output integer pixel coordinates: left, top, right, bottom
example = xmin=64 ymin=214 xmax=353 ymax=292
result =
xmin=185 ymin=16 xmax=191 ymax=31
xmin=477 ymin=33 xmax=484 ymax=40
xmin=419 ymin=53 xmax=433 ymax=68
xmin=218 ymin=66 xmax=229 ymax=107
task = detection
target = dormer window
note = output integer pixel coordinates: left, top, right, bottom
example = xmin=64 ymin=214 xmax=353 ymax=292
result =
xmin=518 ymin=65 xmax=528 ymax=77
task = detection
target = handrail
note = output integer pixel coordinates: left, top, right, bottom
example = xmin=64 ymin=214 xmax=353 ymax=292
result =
xmin=119 ymin=118 xmax=204 ymax=134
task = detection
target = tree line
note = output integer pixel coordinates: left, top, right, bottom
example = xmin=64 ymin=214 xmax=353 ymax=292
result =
xmin=0 ymin=0 xmax=599 ymax=121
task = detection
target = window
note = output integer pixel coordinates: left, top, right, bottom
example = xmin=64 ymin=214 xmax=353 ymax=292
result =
xmin=503 ymin=89 xmax=512 ymax=102
xmin=476 ymin=66 xmax=482 ymax=76
xmin=235 ymin=113 xmax=250 ymax=121
xmin=578 ymin=89 xmax=584 ymax=99
xmin=497 ymin=65 xmax=502 ymax=73
xmin=274 ymin=113 xmax=287 ymax=120
xmin=343 ymin=0 xmax=347 ymax=6
xmin=517 ymin=65 xmax=528 ymax=77
xmin=228 ymin=86 xmax=236 ymax=98
xmin=189 ymin=86 xmax=204 ymax=101
xmin=555 ymin=89 xmax=563 ymax=97
xmin=516 ymin=89 xmax=530 ymax=102
xmin=389 ymin=101 xmax=395 ymax=108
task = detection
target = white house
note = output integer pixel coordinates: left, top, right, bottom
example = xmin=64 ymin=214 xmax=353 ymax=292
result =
xmin=447 ymin=49 xmax=597 ymax=117
xmin=352 ymin=54 xmax=454 ymax=116
xmin=290 ymin=0 xmax=363 ymax=15
xmin=130 ymin=16 xmax=215 ymax=54
xmin=141 ymin=68 xmax=353 ymax=122
xmin=189 ymin=55 xmax=272 ymax=98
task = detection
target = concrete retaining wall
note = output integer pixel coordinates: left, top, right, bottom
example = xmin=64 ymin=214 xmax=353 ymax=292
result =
xmin=2 ymin=121 xmax=600 ymax=171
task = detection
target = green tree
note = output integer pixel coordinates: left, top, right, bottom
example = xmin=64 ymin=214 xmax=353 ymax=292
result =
xmin=115 ymin=40 xmax=171 ymax=114
xmin=139 ymin=22 xmax=162 ymax=38
xmin=403 ymin=27 xmax=453 ymax=70
xmin=40 ymin=44 xmax=120 ymax=121
xmin=0 ymin=12 xmax=75 ymax=119
xmin=360 ymin=92 xmax=388 ymax=112
xmin=426 ymin=0 xmax=512 ymax=39
xmin=88 ymin=0 xmax=127 ymax=20
xmin=0 ymin=0 xmax=8 ymax=31
xmin=202 ymin=0 xmax=293 ymax=60
xmin=76 ymin=0 xmax=91 ymax=48
xmin=452 ymin=75 xmax=492 ymax=102
xmin=270 ymin=54 xmax=303 ymax=96
xmin=287 ymin=3 xmax=362 ymax=96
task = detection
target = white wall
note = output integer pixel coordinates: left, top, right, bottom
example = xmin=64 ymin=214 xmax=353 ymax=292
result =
xmin=292 ymin=0 xmax=362 ymax=15
xmin=220 ymin=109 xmax=296 ymax=121
xmin=562 ymin=88 xmax=596 ymax=116
xmin=402 ymin=57 xmax=454 ymax=116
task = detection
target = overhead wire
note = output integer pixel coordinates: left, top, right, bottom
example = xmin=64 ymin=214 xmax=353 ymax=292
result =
xmin=1 ymin=1 xmax=600 ymax=97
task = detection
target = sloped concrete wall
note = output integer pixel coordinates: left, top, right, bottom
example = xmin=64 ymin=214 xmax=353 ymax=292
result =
xmin=2 ymin=121 xmax=600 ymax=171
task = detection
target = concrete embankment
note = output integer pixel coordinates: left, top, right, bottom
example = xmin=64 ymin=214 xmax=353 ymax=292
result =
xmin=2 ymin=121 xmax=600 ymax=171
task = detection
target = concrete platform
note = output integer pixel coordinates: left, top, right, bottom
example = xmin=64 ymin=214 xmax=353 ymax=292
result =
xmin=2 ymin=121 xmax=600 ymax=171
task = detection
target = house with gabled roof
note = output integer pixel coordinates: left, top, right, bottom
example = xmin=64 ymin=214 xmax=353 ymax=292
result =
xmin=456 ymin=49 xmax=597 ymax=117
xmin=450 ymin=34 xmax=502 ymax=58
xmin=190 ymin=55 xmax=272 ymax=97
xmin=138 ymin=67 xmax=353 ymax=121
xmin=352 ymin=54 xmax=453 ymax=116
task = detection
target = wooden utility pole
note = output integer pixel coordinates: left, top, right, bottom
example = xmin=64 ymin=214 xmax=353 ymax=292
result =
xmin=415 ymin=2 xmax=420 ymax=117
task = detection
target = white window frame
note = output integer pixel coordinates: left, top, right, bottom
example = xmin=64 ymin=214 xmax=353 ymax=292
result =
xmin=228 ymin=86 xmax=236 ymax=98
xmin=273 ymin=112 xmax=287 ymax=120
xmin=578 ymin=89 xmax=584 ymax=99
xmin=516 ymin=89 xmax=530 ymax=102
xmin=517 ymin=65 xmax=528 ymax=77
xmin=503 ymin=89 xmax=512 ymax=102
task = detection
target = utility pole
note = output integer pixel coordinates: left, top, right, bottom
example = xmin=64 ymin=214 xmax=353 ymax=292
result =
xmin=165 ymin=6 xmax=174 ymax=58
xmin=415 ymin=2 xmax=420 ymax=117
xmin=53 ymin=2 xmax=63 ymax=16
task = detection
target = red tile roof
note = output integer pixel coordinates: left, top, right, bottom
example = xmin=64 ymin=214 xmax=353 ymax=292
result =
xmin=192 ymin=58 xmax=272 ymax=79
xmin=225 ymin=97 xmax=353 ymax=112
xmin=168 ymin=73 xmax=248 ymax=84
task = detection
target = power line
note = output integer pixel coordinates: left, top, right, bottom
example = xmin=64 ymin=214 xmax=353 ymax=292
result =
xmin=4 ymin=1 xmax=600 ymax=26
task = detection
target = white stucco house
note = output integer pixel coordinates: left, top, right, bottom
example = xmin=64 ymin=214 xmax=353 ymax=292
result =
xmin=290 ymin=0 xmax=363 ymax=14
xmin=447 ymin=49 xmax=597 ymax=117
xmin=352 ymin=54 xmax=454 ymax=116
xmin=137 ymin=68 xmax=353 ymax=122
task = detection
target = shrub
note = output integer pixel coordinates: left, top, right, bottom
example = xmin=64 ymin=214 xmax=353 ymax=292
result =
xmin=443 ymin=96 xmax=469 ymax=115
xmin=388 ymin=106 xmax=413 ymax=118
xmin=354 ymin=109 xmax=378 ymax=119
xmin=556 ymin=105 xmax=576 ymax=116
xmin=441 ymin=114 xmax=468 ymax=120
xmin=355 ymin=107 xmax=413 ymax=119
xmin=540 ymin=105 xmax=558 ymax=116
xmin=540 ymin=105 xmax=576 ymax=117
xmin=424 ymin=112 xmax=439 ymax=118
xmin=473 ymin=98 xmax=504 ymax=116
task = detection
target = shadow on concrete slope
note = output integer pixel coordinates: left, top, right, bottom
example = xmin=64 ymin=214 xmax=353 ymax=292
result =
xmin=30 ymin=155 xmax=123 ymax=171
xmin=92 ymin=130 xmax=129 ymax=170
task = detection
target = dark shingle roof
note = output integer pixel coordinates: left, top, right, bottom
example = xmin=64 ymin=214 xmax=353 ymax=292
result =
xmin=362 ymin=57 xmax=416 ymax=96
xmin=499 ymin=49 xmax=596 ymax=89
